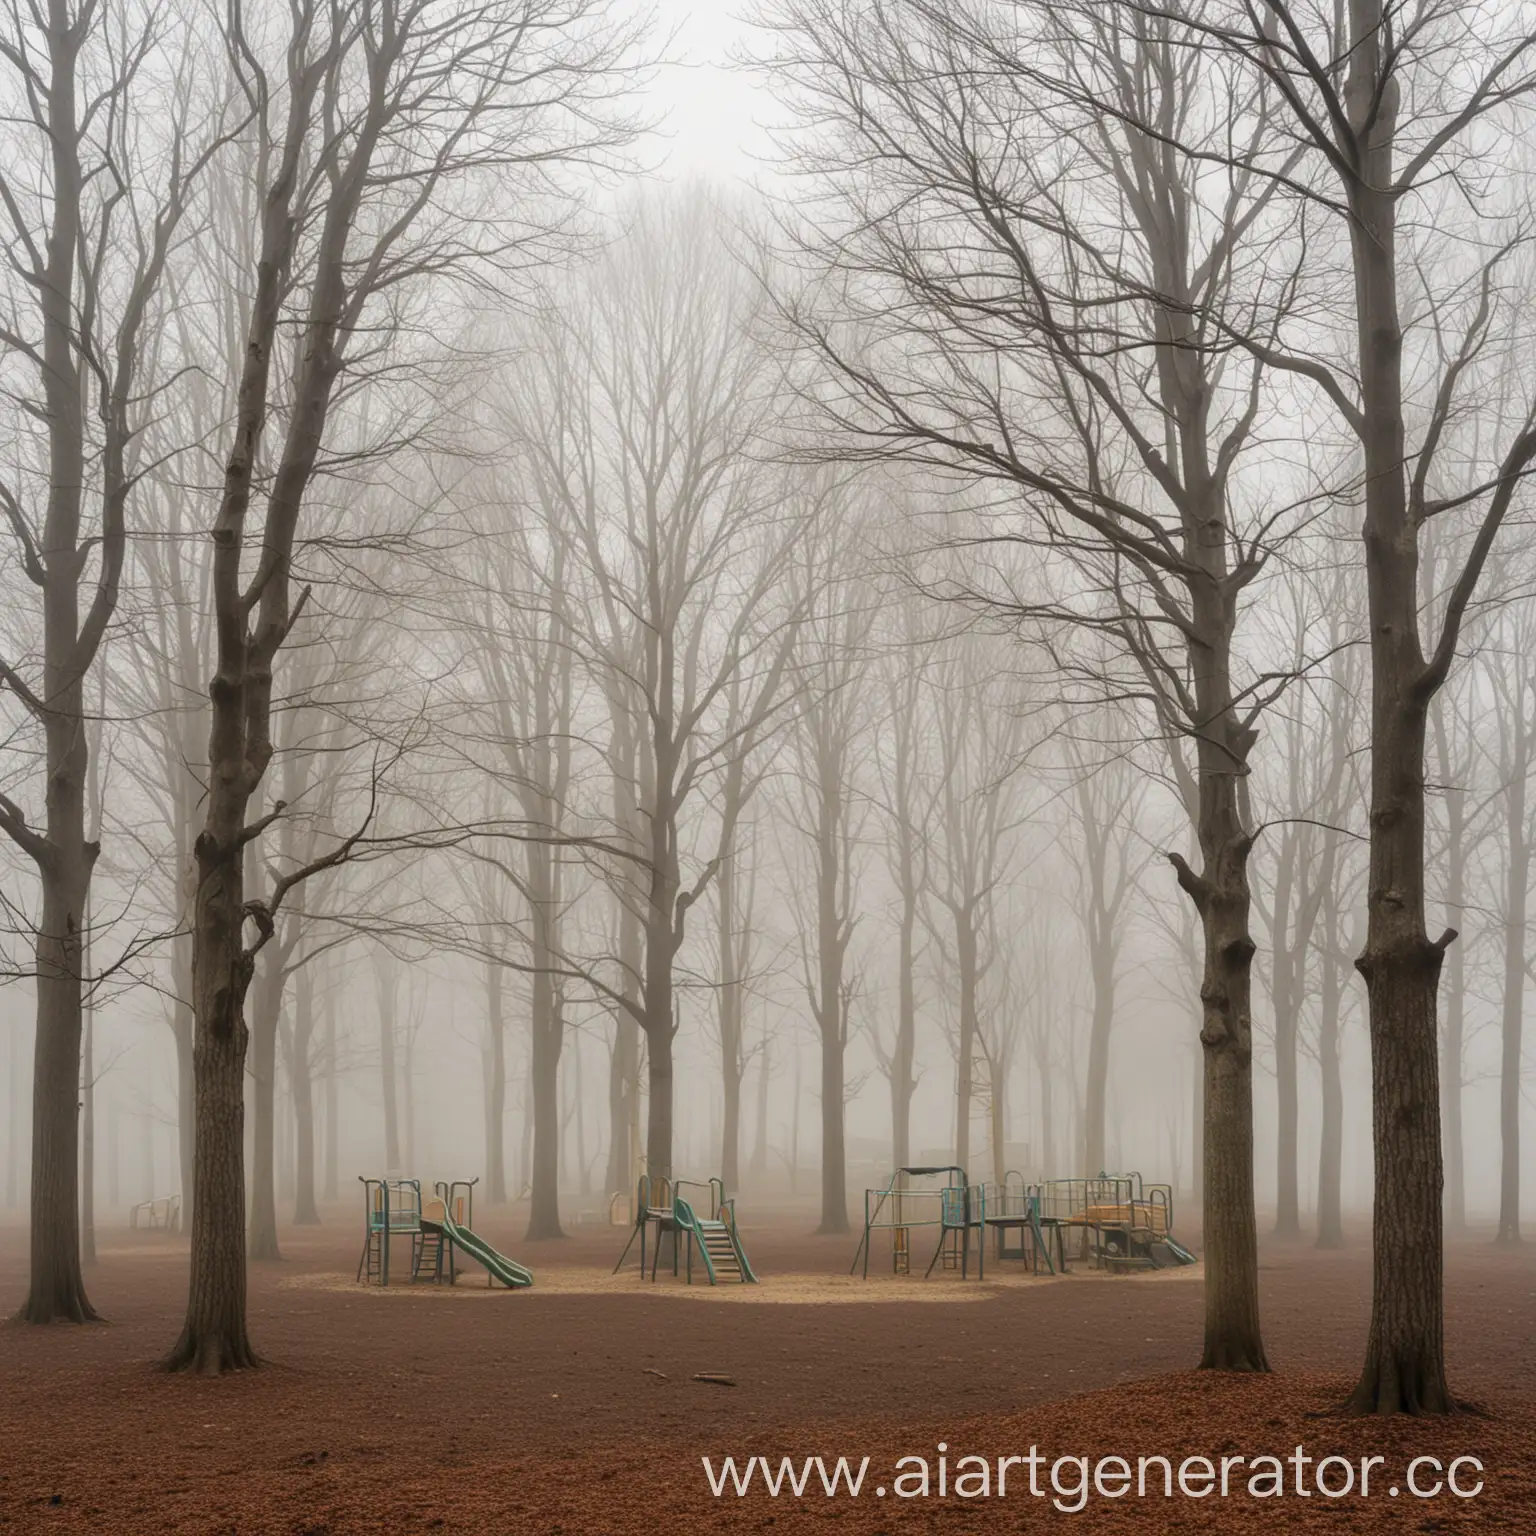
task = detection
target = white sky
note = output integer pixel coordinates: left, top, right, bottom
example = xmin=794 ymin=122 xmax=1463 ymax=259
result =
xmin=638 ymin=2 xmax=780 ymax=185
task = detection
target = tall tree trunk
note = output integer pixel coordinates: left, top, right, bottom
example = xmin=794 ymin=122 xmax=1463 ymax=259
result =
xmin=1170 ymin=577 xmax=1267 ymax=1371
xmin=485 ymin=961 xmax=506 ymax=1203
xmin=27 ymin=852 xmax=96 ymax=1323
xmin=167 ymin=824 xmax=258 ymax=1371
xmin=1345 ymin=44 xmax=1453 ymax=1411
xmin=291 ymin=966 xmax=319 ymax=1224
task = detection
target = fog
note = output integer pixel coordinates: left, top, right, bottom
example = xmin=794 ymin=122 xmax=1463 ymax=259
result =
xmin=0 ymin=0 xmax=1531 ymax=1394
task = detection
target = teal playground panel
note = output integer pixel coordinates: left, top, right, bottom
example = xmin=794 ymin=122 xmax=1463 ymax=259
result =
xmin=612 ymin=1174 xmax=757 ymax=1285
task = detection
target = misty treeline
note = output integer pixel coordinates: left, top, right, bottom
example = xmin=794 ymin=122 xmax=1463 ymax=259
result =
xmin=0 ymin=0 xmax=1531 ymax=1410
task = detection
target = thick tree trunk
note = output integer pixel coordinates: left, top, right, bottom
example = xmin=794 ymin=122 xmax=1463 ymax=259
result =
xmin=291 ymin=967 xmax=319 ymax=1225
xmin=1344 ymin=54 xmax=1454 ymax=1409
xmin=1171 ymin=578 xmax=1267 ymax=1371
xmin=166 ymin=829 xmax=258 ymax=1373
xmin=24 ymin=861 xmax=97 ymax=1323
xmin=1193 ymin=866 xmax=1266 ymax=1370
xmin=485 ymin=961 xmax=506 ymax=1204
xmin=248 ymin=957 xmax=283 ymax=1260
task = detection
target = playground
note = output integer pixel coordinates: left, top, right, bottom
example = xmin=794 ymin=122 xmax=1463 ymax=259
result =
xmin=1 ymin=1205 xmax=1532 ymax=1533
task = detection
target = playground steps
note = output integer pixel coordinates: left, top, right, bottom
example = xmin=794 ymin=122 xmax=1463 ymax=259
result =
xmin=359 ymin=1229 xmax=385 ymax=1284
xmin=697 ymin=1220 xmax=744 ymax=1280
xmin=414 ymin=1223 xmax=447 ymax=1282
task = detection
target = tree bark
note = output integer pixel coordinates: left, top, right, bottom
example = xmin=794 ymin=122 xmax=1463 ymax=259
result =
xmin=1343 ymin=31 xmax=1454 ymax=1411
xmin=167 ymin=828 xmax=258 ymax=1372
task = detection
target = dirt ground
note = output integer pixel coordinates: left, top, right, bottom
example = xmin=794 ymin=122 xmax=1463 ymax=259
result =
xmin=1 ymin=1206 xmax=1533 ymax=1533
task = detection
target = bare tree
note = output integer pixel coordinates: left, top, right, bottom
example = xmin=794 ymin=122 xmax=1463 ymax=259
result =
xmin=1066 ymin=730 xmax=1146 ymax=1175
xmin=168 ymin=0 xmax=643 ymax=1372
xmin=921 ymin=636 xmax=1031 ymax=1179
xmin=1175 ymin=0 xmax=1536 ymax=1412
xmin=504 ymin=195 xmax=804 ymax=1182
xmin=867 ymin=584 xmax=936 ymax=1170
xmin=757 ymin=0 xmax=1321 ymax=1371
xmin=0 ymin=0 xmax=225 ymax=1322
xmin=784 ymin=509 xmax=874 ymax=1232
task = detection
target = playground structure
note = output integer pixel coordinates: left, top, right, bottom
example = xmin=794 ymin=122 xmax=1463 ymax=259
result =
xmin=1032 ymin=1173 xmax=1196 ymax=1272
xmin=612 ymin=1174 xmax=757 ymax=1285
xmin=851 ymin=1167 xmax=1196 ymax=1278
xmin=356 ymin=1176 xmax=534 ymax=1288
xmin=128 ymin=1193 xmax=180 ymax=1231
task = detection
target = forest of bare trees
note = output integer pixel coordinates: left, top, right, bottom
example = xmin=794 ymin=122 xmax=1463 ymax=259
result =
xmin=2 ymin=0 xmax=1535 ymax=1421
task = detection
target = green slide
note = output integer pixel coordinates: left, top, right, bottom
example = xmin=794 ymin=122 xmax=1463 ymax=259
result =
xmin=440 ymin=1210 xmax=534 ymax=1288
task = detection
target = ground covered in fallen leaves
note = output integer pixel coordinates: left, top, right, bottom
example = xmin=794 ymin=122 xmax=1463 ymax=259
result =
xmin=1 ymin=1207 xmax=1532 ymax=1532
